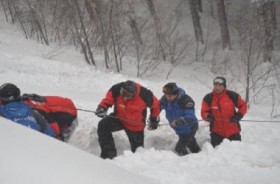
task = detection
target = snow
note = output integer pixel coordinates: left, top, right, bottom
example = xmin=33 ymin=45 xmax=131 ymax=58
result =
xmin=1 ymin=10 xmax=280 ymax=184
xmin=0 ymin=118 xmax=156 ymax=184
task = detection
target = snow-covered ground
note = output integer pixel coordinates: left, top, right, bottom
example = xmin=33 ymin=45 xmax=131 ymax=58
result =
xmin=1 ymin=13 xmax=280 ymax=184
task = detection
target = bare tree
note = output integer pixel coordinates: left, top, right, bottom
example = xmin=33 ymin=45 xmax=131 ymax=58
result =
xmin=216 ymin=0 xmax=231 ymax=49
xmin=188 ymin=0 xmax=204 ymax=44
xmin=72 ymin=0 xmax=95 ymax=65
xmin=196 ymin=0 xmax=202 ymax=13
xmin=145 ymin=0 xmax=166 ymax=61
xmin=256 ymin=0 xmax=276 ymax=62
xmin=88 ymin=0 xmax=109 ymax=68
xmin=127 ymin=0 xmax=143 ymax=46
xmin=1 ymin=0 xmax=9 ymax=22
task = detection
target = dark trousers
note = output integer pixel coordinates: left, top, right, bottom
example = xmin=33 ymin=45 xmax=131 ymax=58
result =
xmin=97 ymin=115 xmax=144 ymax=159
xmin=210 ymin=132 xmax=241 ymax=147
xmin=175 ymin=123 xmax=201 ymax=156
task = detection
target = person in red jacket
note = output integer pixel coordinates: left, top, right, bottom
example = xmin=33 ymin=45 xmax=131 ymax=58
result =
xmin=95 ymin=80 xmax=160 ymax=159
xmin=201 ymin=77 xmax=247 ymax=147
xmin=23 ymin=94 xmax=78 ymax=142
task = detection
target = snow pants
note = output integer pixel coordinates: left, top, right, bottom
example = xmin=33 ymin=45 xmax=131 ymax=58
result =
xmin=97 ymin=115 xmax=144 ymax=159
xmin=175 ymin=123 xmax=200 ymax=156
xmin=210 ymin=132 xmax=241 ymax=147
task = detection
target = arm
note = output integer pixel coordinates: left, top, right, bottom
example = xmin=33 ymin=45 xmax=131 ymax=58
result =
xmin=98 ymin=84 xmax=121 ymax=109
xmin=201 ymin=94 xmax=212 ymax=121
xmin=159 ymin=96 xmax=167 ymax=111
xmin=174 ymin=95 xmax=197 ymax=126
xmin=150 ymin=95 xmax=160 ymax=118
xmin=237 ymin=95 xmax=247 ymax=117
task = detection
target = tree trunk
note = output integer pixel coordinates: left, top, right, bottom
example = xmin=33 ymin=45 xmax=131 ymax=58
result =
xmin=196 ymin=0 xmax=203 ymax=13
xmin=263 ymin=1 xmax=275 ymax=62
xmin=216 ymin=0 xmax=231 ymax=49
xmin=72 ymin=0 xmax=96 ymax=65
xmin=257 ymin=1 xmax=275 ymax=62
xmin=145 ymin=0 xmax=166 ymax=61
xmin=188 ymin=0 xmax=204 ymax=44
xmin=127 ymin=0 xmax=143 ymax=45
xmin=90 ymin=0 xmax=109 ymax=68
xmin=109 ymin=1 xmax=120 ymax=73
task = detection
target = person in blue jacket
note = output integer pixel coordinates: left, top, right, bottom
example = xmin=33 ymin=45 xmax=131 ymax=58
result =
xmin=0 ymin=83 xmax=55 ymax=137
xmin=159 ymin=82 xmax=200 ymax=156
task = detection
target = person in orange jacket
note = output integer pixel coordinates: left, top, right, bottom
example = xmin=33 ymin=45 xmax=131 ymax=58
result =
xmin=201 ymin=77 xmax=247 ymax=147
xmin=95 ymin=80 xmax=160 ymax=159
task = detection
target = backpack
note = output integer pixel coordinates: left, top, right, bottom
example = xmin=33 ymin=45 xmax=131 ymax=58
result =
xmin=0 ymin=102 xmax=52 ymax=134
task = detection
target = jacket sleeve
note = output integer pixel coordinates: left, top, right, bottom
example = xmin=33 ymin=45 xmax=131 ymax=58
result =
xmin=139 ymin=86 xmax=160 ymax=118
xmin=99 ymin=90 xmax=114 ymax=109
xmin=176 ymin=95 xmax=197 ymax=125
xmin=237 ymin=95 xmax=247 ymax=117
xmin=150 ymin=95 xmax=160 ymax=118
xmin=201 ymin=94 xmax=212 ymax=121
xmin=159 ymin=96 xmax=167 ymax=111
xmin=99 ymin=84 xmax=122 ymax=109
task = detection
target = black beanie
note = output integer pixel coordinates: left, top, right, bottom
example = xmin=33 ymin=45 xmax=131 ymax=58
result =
xmin=213 ymin=76 xmax=226 ymax=88
xmin=163 ymin=82 xmax=179 ymax=95
xmin=122 ymin=80 xmax=137 ymax=95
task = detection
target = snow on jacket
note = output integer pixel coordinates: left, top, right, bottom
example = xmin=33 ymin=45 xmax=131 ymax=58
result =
xmin=201 ymin=90 xmax=247 ymax=138
xmin=160 ymin=88 xmax=198 ymax=135
xmin=98 ymin=82 xmax=160 ymax=131
xmin=0 ymin=101 xmax=55 ymax=137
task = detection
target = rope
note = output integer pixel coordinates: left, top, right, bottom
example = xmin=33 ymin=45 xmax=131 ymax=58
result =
xmin=77 ymin=108 xmax=280 ymax=124
xmin=77 ymin=108 xmax=145 ymax=124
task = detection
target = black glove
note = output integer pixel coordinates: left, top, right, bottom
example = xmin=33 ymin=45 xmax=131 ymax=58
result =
xmin=95 ymin=106 xmax=107 ymax=118
xmin=207 ymin=113 xmax=215 ymax=122
xmin=148 ymin=117 xmax=160 ymax=130
xmin=230 ymin=112 xmax=243 ymax=123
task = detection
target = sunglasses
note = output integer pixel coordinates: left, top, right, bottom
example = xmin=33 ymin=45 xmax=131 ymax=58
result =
xmin=213 ymin=78 xmax=224 ymax=84
xmin=214 ymin=82 xmax=224 ymax=86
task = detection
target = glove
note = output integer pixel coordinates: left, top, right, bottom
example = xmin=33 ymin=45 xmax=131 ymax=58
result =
xmin=95 ymin=106 xmax=107 ymax=118
xmin=230 ymin=112 xmax=243 ymax=123
xmin=207 ymin=113 xmax=215 ymax=122
xmin=148 ymin=117 xmax=160 ymax=130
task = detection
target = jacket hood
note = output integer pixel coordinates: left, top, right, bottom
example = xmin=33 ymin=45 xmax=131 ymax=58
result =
xmin=175 ymin=88 xmax=186 ymax=101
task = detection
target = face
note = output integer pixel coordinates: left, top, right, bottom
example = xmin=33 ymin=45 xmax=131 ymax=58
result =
xmin=213 ymin=83 xmax=225 ymax=94
xmin=165 ymin=94 xmax=178 ymax=102
xmin=120 ymin=87 xmax=134 ymax=100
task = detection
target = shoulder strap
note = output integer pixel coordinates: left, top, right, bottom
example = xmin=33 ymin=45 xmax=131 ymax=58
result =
xmin=226 ymin=90 xmax=239 ymax=107
xmin=203 ymin=93 xmax=213 ymax=107
xmin=204 ymin=91 xmax=239 ymax=107
xmin=139 ymin=86 xmax=153 ymax=107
